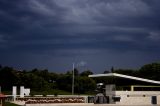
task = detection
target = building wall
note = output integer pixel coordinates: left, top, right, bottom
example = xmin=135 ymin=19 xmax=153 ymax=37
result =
xmin=157 ymin=95 xmax=160 ymax=104
xmin=111 ymin=91 xmax=160 ymax=105
xmin=115 ymin=94 xmax=151 ymax=105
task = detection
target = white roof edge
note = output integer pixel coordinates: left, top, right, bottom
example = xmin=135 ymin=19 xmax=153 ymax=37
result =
xmin=88 ymin=73 xmax=114 ymax=77
xmin=88 ymin=73 xmax=160 ymax=84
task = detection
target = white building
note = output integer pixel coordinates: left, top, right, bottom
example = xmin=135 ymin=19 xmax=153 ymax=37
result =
xmin=89 ymin=73 xmax=160 ymax=105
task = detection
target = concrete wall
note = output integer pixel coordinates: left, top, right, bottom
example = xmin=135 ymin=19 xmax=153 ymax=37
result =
xmin=115 ymin=91 xmax=160 ymax=96
xmin=157 ymin=95 xmax=160 ymax=104
xmin=115 ymin=94 xmax=151 ymax=105
xmin=113 ymin=91 xmax=160 ymax=105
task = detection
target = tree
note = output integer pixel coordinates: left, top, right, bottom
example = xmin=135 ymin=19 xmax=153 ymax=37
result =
xmin=0 ymin=64 xmax=2 ymax=69
xmin=66 ymin=70 xmax=72 ymax=75
xmin=80 ymin=70 xmax=93 ymax=76
xmin=111 ymin=66 xmax=114 ymax=72
xmin=49 ymin=72 xmax=59 ymax=89
xmin=74 ymin=68 xmax=79 ymax=76
xmin=22 ymin=73 xmax=50 ymax=91
xmin=112 ymin=69 xmax=136 ymax=76
xmin=57 ymin=74 xmax=72 ymax=92
xmin=39 ymin=69 xmax=50 ymax=81
xmin=138 ymin=62 xmax=160 ymax=80
xmin=103 ymin=70 xmax=110 ymax=74
xmin=31 ymin=68 xmax=39 ymax=73
xmin=0 ymin=66 xmax=19 ymax=90
xmin=75 ymin=76 xmax=96 ymax=94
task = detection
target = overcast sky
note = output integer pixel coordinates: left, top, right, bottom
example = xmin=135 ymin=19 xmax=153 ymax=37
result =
xmin=0 ymin=0 xmax=160 ymax=73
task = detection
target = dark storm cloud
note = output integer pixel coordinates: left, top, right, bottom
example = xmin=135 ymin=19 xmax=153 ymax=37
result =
xmin=0 ymin=0 xmax=160 ymax=72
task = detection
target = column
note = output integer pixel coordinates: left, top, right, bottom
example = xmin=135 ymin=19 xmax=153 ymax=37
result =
xmin=20 ymin=86 xmax=24 ymax=97
xmin=12 ymin=86 xmax=17 ymax=101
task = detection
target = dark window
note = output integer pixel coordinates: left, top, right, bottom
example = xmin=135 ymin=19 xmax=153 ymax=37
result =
xmin=152 ymin=96 xmax=157 ymax=104
xmin=112 ymin=96 xmax=121 ymax=102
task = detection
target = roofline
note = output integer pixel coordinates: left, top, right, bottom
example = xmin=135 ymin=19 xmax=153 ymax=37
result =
xmin=88 ymin=73 xmax=160 ymax=84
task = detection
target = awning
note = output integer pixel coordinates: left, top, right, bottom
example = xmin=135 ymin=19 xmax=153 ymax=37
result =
xmin=89 ymin=73 xmax=160 ymax=84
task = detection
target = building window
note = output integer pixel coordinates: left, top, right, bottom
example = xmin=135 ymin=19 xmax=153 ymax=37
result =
xmin=112 ymin=96 xmax=121 ymax=102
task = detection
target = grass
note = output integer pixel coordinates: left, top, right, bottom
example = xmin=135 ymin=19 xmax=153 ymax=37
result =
xmin=30 ymin=89 xmax=72 ymax=96
xmin=4 ymin=102 xmax=21 ymax=106
xmin=2 ymin=89 xmax=95 ymax=97
xmin=31 ymin=89 xmax=95 ymax=96
xmin=1 ymin=91 xmax=12 ymax=95
xmin=2 ymin=89 xmax=71 ymax=95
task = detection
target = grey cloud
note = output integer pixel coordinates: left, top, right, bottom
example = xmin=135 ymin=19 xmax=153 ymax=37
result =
xmin=0 ymin=34 xmax=5 ymax=43
xmin=0 ymin=0 xmax=160 ymax=72
xmin=148 ymin=31 xmax=160 ymax=41
xmin=53 ymin=0 xmax=151 ymax=25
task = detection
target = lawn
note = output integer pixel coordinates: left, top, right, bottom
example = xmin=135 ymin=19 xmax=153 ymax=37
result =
xmin=4 ymin=102 xmax=21 ymax=106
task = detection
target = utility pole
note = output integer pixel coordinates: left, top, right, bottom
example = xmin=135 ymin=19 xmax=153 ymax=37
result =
xmin=72 ymin=63 xmax=75 ymax=95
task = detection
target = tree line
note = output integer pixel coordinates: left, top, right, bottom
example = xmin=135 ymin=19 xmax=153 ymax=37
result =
xmin=0 ymin=65 xmax=96 ymax=94
xmin=0 ymin=62 xmax=160 ymax=94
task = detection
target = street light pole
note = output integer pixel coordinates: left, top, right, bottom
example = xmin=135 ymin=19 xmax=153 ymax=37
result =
xmin=72 ymin=63 xmax=75 ymax=95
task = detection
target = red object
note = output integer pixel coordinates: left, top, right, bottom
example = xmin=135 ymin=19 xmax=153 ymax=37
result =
xmin=0 ymin=94 xmax=6 ymax=98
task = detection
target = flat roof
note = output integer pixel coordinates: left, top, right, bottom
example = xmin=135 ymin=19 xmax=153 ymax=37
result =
xmin=88 ymin=73 xmax=160 ymax=84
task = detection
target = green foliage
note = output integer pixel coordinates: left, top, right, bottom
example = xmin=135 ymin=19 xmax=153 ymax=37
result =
xmin=53 ymin=91 xmax=59 ymax=97
xmin=112 ymin=69 xmax=137 ymax=76
xmin=1 ymin=62 xmax=160 ymax=95
xmin=80 ymin=70 xmax=93 ymax=76
xmin=0 ymin=67 xmax=19 ymax=90
xmin=76 ymin=76 xmax=96 ymax=94
xmin=42 ymin=91 xmax=48 ymax=97
xmin=29 ymin=92 xmax=35 ymax=97
xmin=57 ymin=74 xmax=72 ymax=91
xmin=22 ymin=73 xmax=50 ymax=91
xmin=30 ymin=89 xmax=70 ymax=95
xmin=139 ymin=62 xmax=160 ymax=80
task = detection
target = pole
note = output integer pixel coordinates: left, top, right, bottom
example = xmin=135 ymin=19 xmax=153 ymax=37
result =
xmin=72 ymin=63 xmax=75 ymax=95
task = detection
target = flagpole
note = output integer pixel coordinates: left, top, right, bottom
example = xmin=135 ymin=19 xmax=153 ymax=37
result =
xmin=72 ymin=63 xmax=75 ymax=95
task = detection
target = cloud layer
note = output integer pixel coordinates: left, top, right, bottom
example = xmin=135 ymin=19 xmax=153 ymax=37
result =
xmin=0 ymin=0 xmax=160 ymax=73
